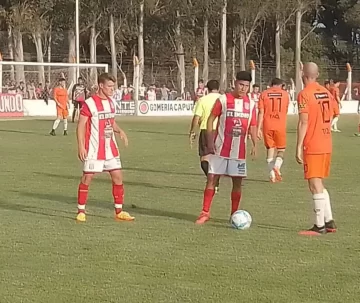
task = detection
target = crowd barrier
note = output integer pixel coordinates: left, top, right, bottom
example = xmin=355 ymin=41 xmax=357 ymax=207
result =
xmin=0 ymin=93 xmax=359 ymax=118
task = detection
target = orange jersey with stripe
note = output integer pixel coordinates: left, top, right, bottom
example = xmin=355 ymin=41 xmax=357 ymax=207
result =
xmin=297 ymin=82 xmax=333 ymax=154
xmin=53 ymin=87 xmax=68 ymax=108
xmin=258 ymin=87 xmax=289 ymax=131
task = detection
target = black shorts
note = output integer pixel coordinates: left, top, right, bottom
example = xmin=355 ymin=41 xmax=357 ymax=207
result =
xmin=73 ymin=101 xmax=83 ymax=109
xmin=198 ymin=130 xmax=210 ymax=157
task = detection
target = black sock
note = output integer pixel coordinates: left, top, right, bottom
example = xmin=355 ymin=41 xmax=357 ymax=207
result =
xmin=200 ymin=161 xmax=209 ymax=176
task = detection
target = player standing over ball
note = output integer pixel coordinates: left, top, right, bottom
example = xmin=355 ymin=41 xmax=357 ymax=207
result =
xmin=189 ymin=80 xmax=221 ymax=191
xmin=50 ymin=78 xmax=70 ymax=136
xmin=257 ymin=78 xmax=290 ymax=182
xmin=76 ymin=73 xmax=134 ymax=222
xmin=296 ymin=62 xmax=337 ymax=235
xmin=195 ymin=71 xmax=257 ymax=225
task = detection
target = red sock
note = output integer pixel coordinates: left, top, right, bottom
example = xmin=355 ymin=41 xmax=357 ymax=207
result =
xmin=202 ymin=189 xmax=215 ymax=213
xmin=112 ymin=184 xmax=124 ymax=214
xmin=231 ymin=191 xmax=242 ymax=215
xmin=77 ymin=183 xmax=89 ymax=214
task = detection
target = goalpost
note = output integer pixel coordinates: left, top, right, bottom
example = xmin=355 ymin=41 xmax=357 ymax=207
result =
xmin=0 ymin=60 xmax=109 ymax=94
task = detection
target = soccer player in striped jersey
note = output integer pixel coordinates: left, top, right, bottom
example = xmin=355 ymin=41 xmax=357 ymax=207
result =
xmin=76 ymin=73 xmax=134 ymax=222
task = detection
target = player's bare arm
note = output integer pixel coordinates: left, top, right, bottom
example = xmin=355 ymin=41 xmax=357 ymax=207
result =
xmin=206 ymin=113 xmax=217 ymax=154
xmin=77 ymin=114 xmax=88 ymax=162
xmin=257 ymin=108 xmax=264 ymax=140
xmin=189 ymin=115 xmax=200 ymax=146
xmin=249 ymin=125 xmax=257 ymax=158
xmin=113 ymin=122 xmax=128 ymax=147
xmin=296 ymin=112 xmax=308 ymax=164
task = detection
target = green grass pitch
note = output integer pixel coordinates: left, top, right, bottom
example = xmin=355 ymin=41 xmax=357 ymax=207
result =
xmin=1 ymin=116 xmax=360 ymax=303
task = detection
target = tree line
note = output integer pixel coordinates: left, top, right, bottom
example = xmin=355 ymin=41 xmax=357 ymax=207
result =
xmin=0 ymin=0 xmax=360 ymax=92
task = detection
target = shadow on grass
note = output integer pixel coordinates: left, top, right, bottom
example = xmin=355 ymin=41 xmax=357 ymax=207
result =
xmin=0 ymin=198 xmax=74 ymax=220
xmin=0 ymin=129 xmax=40 ymax=135
xmin=35 ymin=172 xmax=204 ymax=193
xmin=124 ymin=166 xmax=201 ymax=177
xmin=130 ymin=204 xmax=198 ymax=222
xmin=130 ymin=129 xmax=187 ymax=136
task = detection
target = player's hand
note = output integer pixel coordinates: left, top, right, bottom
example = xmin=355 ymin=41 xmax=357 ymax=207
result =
xmin=78 ymin=147 xmax=87 ymax=162
xmin=119 ymin=130 xmax=129 ymax=147
xmin=296 ymin=148 xmax=303 ymax=164
xmin=189 ymin=132 xmax=196 ymax=148
xmin=250 ymin=146 xmax=257 ymax=160
xmin=257 ymin=129 xmax=263 ymax=140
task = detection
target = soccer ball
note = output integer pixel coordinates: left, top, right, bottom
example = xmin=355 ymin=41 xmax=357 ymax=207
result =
xmin=231 ymin=210 xmax=252 ymax=230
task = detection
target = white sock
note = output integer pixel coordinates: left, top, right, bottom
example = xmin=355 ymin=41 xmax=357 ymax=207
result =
xmin=266 ymin=158 xmax=275 ymax=178
xmin=52 ymin=119 xmax=60 ymax=130
xmin=323 ymin=189 xmax=333 ymax=222
xmin=332 ymin=117 xmax=339 ymax=129
xmin=63 ymin=119 xmax=68 ymax=131
xmin=274 ymin=157 xmax=283 ymax=171
xmin=313 ymin=193 xmax=326 ymax=228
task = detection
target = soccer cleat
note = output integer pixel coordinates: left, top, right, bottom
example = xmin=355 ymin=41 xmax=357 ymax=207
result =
xmin=270 ymin=176 xmax=276 ymax=183
xmin=215 ymin=186 xmax=219 ymax=194
xmin=76 ymin=212 xmax=86 ymax=222
xmin=63 ymin=130 xmax=68 ymax=136
xmin=115 ymin=211 xmax=135 ymax=221
xmin=273 ymin=167 xmax=282 ymax=182
xmin=195 ymin=211 xmax=210 ymax=225
xmin=325 ymin=220 xmax=337 ymax=233
xmin=50 ymin=129 xmax=56 ymax=136
xmin=334 ymin=129 xmax=341 ymax=133
xmin=354 ymin=133 xmax=360 ymax=137
xmin=298 ymin=225 xmax=326 ymax=236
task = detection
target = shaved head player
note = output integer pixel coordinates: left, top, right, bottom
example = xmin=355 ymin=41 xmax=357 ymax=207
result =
xmin=296 ymin=62 xmax=337 ymax=235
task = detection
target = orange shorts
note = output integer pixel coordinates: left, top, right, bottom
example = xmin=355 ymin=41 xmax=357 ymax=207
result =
xmin=263 ymin=129 xmax=286 ymax=149
xmin=333 ymin=103 xmax=340 ymax=116
xmin=57 ymin=107 xmax=69 ymax=119
xmin=303 ymin=153 xmax=331 ymax=180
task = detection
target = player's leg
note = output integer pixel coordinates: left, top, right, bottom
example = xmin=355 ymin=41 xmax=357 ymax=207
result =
xmin=106 ymin=157 xmax=134 ymax=221
xmin=50 ymin=112 xmax=62 ymax=136
xmin=199 ymin=130 xmax=220 ymax=192
xmin=355 ymin=103 xmax=360 ymax=136
xmin=63 ymin=110 xmax=68 ymax=136
xmin=264 ymin=131 xmax=276 ymax=182
xmin=273 ymin=131 xmax=286 ymax=181
xmin=195 ymin=155 xmax=224 ymax=224
xmin=76 ymin=172 xmax=95 ymax=222
xmin=71 ymin=101 xmax=77 ymax=123
xmin=331 ymin=104 xmax=340 ymax=132
xmin=299 ymin=154 xmax=332 ymax=235
xmin=227 ymin=159 xmax=246 ymax=215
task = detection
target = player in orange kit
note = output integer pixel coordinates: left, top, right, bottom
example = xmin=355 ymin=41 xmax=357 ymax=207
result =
xmin=50 ymin=78 xmax=70 ymax=136
xmin=329 ymin=80 xmax=341 ymax=132
xmin=296 ymin=62 xmax=337 ymax=236
xmin=257 ymin=78 xmax=289 ymax=182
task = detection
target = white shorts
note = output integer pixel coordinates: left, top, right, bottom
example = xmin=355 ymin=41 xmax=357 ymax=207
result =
xmin=83 ymin=157 xmax=122 ymax=173
xmin=208 ymin=155 xmax=247 ymax=177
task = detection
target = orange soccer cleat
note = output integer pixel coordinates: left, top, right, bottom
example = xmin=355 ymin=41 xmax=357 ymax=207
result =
xmin=195 ymin=211 xmax=210 ymax=225
xmin=115 ymin=211 xmax=135 ymax=221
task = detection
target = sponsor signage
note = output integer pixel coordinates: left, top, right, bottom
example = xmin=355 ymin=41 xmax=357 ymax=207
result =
xmin=138 ymin=100 xmax=194 ymax=116
xmin=0 ymin=94 xmax=24 ymax=117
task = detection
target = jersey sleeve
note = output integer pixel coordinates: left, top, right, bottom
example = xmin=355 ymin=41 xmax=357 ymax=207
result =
xmin=211 ymin=99 xmax=222 ymax=117
xmin=193 ymin=99 xmax=203 ymax=116
xmin=258 ymin=94 xmax=264 ymax=110
xmin=250 ymin=105 xmax=257 ymax=126
xmin=80 ymin=103 xmax=92 ymax=117
xmin=297 ymin=91 xmax=309 ymax=114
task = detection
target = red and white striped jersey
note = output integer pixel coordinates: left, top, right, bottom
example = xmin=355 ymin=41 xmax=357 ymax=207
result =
xmin=211 ymin=93 xmax=257 ymax=160
xmin=80 ymin=95 xmax=119 ymax=160
xmin=249 ymin=92 xmax=260 ymax=102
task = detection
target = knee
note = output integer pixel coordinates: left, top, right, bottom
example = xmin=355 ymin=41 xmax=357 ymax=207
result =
xmin=206 ymin=174 xmax=217 ymax=188
xmin=81 ymin=174 xmax=93 ymax=185
xmin=110 ymin=171 xmax=123 ymax=185
xmin=308 ymin=180 xmax=324 ymax=195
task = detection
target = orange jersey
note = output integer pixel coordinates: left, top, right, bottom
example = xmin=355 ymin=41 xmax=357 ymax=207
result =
xmin=258 ymin=87 xmax=289 ymax=131
xmin=329 ymin=86 xmax=340 ymax=100
xmin=53 ymin=87 xmax=68 ymax=108
xmin=297 ymin=82 xmax=333 ymax=154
